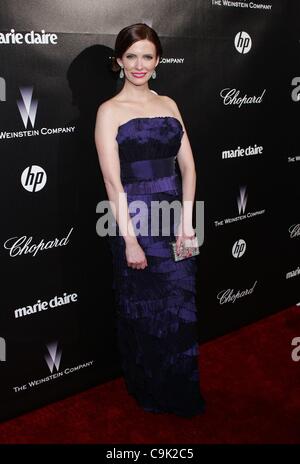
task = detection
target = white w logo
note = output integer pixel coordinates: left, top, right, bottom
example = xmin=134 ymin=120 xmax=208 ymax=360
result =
xmin=237 ymin=186 xmax=248 ymax=215
xmin=17 ymin=86 xmax=38 ymax=128
xmin=45 ymin=341 xmax=62 ymax=373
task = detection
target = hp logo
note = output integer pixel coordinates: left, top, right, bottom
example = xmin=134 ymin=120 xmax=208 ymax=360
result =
xmin=234 ymin=31 xmax=252 ymax=54
xmin=232 ymin=239 xmax=246 ymax=258
xmin=21 ymin=165 xmax=47 ymax=192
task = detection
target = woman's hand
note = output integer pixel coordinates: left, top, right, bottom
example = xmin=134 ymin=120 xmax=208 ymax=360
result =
xmin=125 ymin=241 xmax=148 ymax=270
xmin=175 ymin=225 xmax=196 ymax=257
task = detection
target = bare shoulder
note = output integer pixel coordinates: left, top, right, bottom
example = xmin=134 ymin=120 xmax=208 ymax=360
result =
xmin=159 ymin=95 xmax=184 ymax=126
xmin=95 ymin=98 xmax=119 ymax=132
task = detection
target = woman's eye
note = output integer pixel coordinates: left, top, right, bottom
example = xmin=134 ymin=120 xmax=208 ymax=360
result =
xmin=126 ymin=55 xmax=153 ymax=59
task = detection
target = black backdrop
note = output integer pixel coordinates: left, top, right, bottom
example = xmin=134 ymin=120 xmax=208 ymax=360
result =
xmin=0 ymin=0 xmax=299 ymax=422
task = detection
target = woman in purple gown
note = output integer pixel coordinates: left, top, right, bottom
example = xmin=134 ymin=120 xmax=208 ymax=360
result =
xmin=95 ymin=23 xmax=205 ymax=417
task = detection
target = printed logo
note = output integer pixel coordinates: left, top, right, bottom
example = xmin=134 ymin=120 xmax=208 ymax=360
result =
xmin=3 ymin=227 xmax=73 ymax=257
xmin=234 ymin=31 xmax=252 ymax=54
xmin=0 ymin=29 xmax=58 ymax=45
xmin=222 ymin=143 xmax=263 ymax=160
xmin=232 ymin=239 xmax=246 ymax=258
xmin=45 ymin=341 xmax=62 ymax=373
xmin=291 ymin=77 xmax=300 ymax=102
xmin=289 ymin=224 xmax=300 ymax=239
xmin=214 ymin=186 xmax=265 ymax=228
xmin=286 ymin=266 xmax=300 ymax=279
xmin=0 ymin=337 xmax=6 ymax=362
xmin=291 ymin=337 xmax=300 ymax=362
xmin=21 ymin=165 xmax=47 ymax=192
xmin=220 ymin=88 xmax=266 ymax=107
xmin=217 ymin=280 xmax=257 ymax=304
xmin=17 ymin=86 xmax=38 ymax=128
xmin=237 ymin=186 xmax=248 ymax=215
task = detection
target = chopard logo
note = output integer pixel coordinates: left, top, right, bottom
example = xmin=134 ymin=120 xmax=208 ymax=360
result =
xmin=289 ymin=224 xmax=300 ymax=238
xmin=3 ymin=228 xmax=73 ymax=257
xmin=220 ymin=88 xmax=266 ymax=107
xmin=217 ymin=280 xmax=257 ymax=304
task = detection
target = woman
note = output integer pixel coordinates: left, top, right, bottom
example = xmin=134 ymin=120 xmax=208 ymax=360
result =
xmin=95 ymin=23 xmax=205 ymax=417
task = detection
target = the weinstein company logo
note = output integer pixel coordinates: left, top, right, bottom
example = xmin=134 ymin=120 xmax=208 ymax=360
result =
xmin=0 ymin=76 xmax=5 ymax=101
xmin=0 ymin=337 xmax=6 ymax=362
xmin=234 ymin=31 xmax=252 ymax=54
xmin=17 ymin=86 xmax=38 ymax=128
xmin=45 ymin=342 xmax=62 ymax=373
xmin=289 ymin=224 xmax=300 ymax=238
xmin=214 ymin=186 xmax=265 ymax=227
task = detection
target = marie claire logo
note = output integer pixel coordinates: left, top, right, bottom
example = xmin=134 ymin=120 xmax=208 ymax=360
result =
xmin=3 ymin=227 xmax=73 ymax=257
xmin=217 ymin=280 xmax=257 ymax=304
xmin=0 ymin=337 xmax=6 ymax=362
xmin=234 ymin=31 xmax=252 ymax=54
xmin=45 ymin=341 xmax=62 ymax=373
xmin=17 ymin=86 xmax=38 ymax=129
xmin=289 ymin=224 xmax=300 ymax=239
xmin=220 ymin=88 xmax=266 ymax=107
xmin=222 ymin=143 xmax=263 ymax=160
xmin=286 ymin=266 xmax=300 ymax=280
xmin=14 ymin=292 xmax=78 ymax=319
xmin=0 ymin=76 xmax=5 ymax=101
xmin=0 ymin=29 xmax=58 ymax=45
xmin=21 ymin=165 xmax=47 ymax=192
xmin=214 ymin=186 xmax=265 ymax=227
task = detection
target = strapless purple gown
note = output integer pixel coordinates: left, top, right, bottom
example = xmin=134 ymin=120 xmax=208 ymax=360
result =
xmin=109 ymin=116 xmax=205 ymax=417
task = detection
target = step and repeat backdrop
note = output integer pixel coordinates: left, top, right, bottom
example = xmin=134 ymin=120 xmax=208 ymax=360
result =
xmin=0 ymin=0 xmax=298 ymax=421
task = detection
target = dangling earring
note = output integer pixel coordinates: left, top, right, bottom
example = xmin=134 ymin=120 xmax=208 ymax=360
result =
xmin=152 ymin=69 xmax=156 ymax=79
xmin=119 ymin=66 xmax=124 ymax=78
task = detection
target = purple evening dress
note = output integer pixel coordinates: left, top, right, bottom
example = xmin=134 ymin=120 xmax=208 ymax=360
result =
xmin=108 ymin=116 xmax=206 ymax=417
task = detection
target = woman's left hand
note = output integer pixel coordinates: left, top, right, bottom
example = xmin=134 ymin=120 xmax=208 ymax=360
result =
xmin=175 ymin=228 xmax=196 ymax=256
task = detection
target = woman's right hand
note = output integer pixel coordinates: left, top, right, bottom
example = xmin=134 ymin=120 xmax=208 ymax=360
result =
xmin=125 ymin=241 xmax=148 ymax=270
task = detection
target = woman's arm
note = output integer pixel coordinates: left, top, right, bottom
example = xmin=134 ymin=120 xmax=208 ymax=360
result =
xmin=163 ymin=96 xmax=197 ymax=237
xmin=94 ymin=102 xmax=138 ymax=245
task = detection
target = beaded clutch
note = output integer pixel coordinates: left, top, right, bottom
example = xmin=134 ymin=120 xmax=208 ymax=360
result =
xmin=169 ymin=235 xmax=200 ymax=262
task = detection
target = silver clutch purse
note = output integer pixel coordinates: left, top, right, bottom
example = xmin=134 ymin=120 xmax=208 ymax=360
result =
xmin=169 ymin=235 xmax=200 ymax=262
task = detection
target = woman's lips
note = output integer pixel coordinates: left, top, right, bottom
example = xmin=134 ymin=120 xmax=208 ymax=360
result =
xmin=132 ymin=73 xmax=147 ymax=78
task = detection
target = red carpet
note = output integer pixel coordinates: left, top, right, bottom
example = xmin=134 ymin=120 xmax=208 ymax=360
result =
xmin=0 ymin=305 xmax=299 ymax=444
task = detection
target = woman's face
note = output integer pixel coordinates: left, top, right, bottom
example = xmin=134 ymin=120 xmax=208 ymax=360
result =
xmin=118 ymin=39 xmax=159 ymax=83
